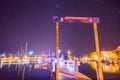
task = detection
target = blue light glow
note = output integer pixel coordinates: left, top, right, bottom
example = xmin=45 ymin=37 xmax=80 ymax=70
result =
xmin=60 ymin=61 xmax=63 ymax=67
xmin=38 ymin=61 xmax=42 ymax=64
xmin=28 ymin=51 xmax=34 ymax=55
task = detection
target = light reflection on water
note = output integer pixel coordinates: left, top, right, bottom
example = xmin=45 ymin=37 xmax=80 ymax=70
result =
xmin=103 ymin=64 xmax=120 ymax=73
xmin=0 ymin=63 xmax=51 ymax=80
xmin=79 ymin=62 xmax=120 ymax=80
xmin=89 ymin=62 xmax=120 ymax=73
xmin=1 ymin=62 xmax=120 ymax=80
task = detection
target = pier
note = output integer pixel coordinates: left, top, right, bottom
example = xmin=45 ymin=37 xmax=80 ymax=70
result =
xmin=0 ymin=56 xmax=91 ymax=80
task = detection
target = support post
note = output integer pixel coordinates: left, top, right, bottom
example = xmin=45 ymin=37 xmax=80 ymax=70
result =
xmin=56 ymin=22 xmax=60 ymax=80
xmin=25 ymin=42 xmax=28 ymax=56
xmin=75 ymin=59 xmax=78 ymax=73
xmin=93 ymin=23 xmax=104 ymax=80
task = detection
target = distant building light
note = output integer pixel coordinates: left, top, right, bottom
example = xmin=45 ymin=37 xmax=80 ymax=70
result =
xmin=38 ymin=61 xmax=42 ymax=64
xmin=28 ymin=51 xmax=34 ymax=55
xmin=1 ymin=54 xmax=5 ymax=57
xmin=58 ymin=50 xmax=61 ymax=53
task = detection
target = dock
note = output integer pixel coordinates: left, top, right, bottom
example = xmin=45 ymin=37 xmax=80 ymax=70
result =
xmin=60 ymin=68 xmax=91 ymax=80
xmin=0 ymin=56 xmax=92 ymax=80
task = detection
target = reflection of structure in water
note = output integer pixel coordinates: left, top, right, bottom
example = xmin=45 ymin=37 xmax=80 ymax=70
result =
xmin=103 ymin=64 xmax=120 ymax=73
xmin=90 ymin=62 xmax=120 ymax=73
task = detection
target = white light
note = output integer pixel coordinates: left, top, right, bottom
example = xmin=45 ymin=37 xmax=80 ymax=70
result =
xmin=60 ymin=61 xmax=63 ymax=67
xmin=1 ymin=54 xmax=5 ymax=57
xmin=29 ymin=51 xmax=34 ymax=55
xmin=69 ymin=67 xmax=74 ymax=71
xmin=54 ymin=59 xmax=57 ymax=63
xmin=58 ymin=50 xmax=61 ymax=53
xmin=38 ymin=61 xmax=42 ymax=64
xmin=26 ymin=60 xmax=29 ymax=64
xmin=14 ymin=57 xmax=18 ymax=59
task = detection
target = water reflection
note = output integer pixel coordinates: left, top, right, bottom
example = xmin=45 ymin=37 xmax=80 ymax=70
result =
xmin=103 ymin=64 xmax=120 ymax=73
xmin=0 ymin=63 xmax=3 ymax=68
xmin=0 ymin=63 xmax=51 ymax=80
xmin=89 ymin=62 xmax=120 ymax=73
xmin=22 ymin=64 xmax=25 ymax=80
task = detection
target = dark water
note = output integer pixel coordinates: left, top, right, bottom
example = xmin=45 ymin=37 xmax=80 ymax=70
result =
xmin=0 ymin=63 xmax=120 ymax=80
xmin=0 ymin=64 xmax=51 ymax=80
xmin=79 ymin=62 xmax=120 ymax=80
xmin=79 ymin=63 xmax=97 ymax=80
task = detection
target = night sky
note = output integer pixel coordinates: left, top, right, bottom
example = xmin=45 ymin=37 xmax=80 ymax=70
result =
xmin=0 ymin=0 xmax=120 ymax=56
